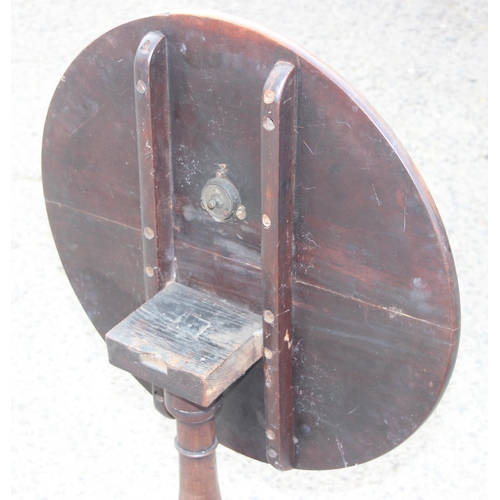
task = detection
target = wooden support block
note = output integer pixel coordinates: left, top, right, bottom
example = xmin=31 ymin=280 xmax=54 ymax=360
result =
xmin=261 ymin=61 xmax=297 ymax=470
xmin=105 ymin=282 xmax=263 ymax=407
xmin=134 ymin=31 xmax=175 ymax=296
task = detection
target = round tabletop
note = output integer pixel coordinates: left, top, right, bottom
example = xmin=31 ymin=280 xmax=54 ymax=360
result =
xmin=42 ymin=11 xmax=460 ymax=470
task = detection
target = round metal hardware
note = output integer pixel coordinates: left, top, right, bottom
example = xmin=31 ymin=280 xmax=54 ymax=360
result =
xmin=201 ymin=176 xmax=241 ymax=222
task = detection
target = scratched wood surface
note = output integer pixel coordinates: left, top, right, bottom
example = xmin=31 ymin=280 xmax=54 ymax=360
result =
xmin=42 ymin=12 xmax=460 ymax=470
xmin=106 ymin=282 xmax=263 ymax=407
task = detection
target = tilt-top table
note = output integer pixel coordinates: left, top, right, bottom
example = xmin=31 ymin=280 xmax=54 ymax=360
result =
xmin=42 ymin=11 xmax=460 ymax=499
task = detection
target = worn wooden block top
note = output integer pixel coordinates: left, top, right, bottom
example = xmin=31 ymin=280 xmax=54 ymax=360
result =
xmin=105 ymin=282 xmax=263 ymax=407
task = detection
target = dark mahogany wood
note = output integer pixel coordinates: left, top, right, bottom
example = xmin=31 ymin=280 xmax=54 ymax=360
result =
xmin=260 ymin=61 xmax=296 ymax=471
xmin=134 ymin=30 xmax=175 ymax=296
xmin=165 ymin=394 xmax=222 ymax=500
xmin=42 ymin=12 xmax=460 ymax=471
xmin=134 ymin=30 xmax=176 ymax=417
xmin=105 ymin=282 xmax=263 ymax=406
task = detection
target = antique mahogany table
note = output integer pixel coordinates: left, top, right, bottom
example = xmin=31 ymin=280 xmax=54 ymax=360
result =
xmin=42 ymin=11 xmax=460 ymax=499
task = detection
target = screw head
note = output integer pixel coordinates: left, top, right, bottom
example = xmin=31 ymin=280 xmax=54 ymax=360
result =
xmin=266 ymin=429 xmax=276 ymax=440
xmin=201 ymin=176 xmax=241 ymax=222
xmin=262 ymin=116 xmax=275 ymax=131
xmin=264 ymin=347 xmax=273 ymax=359
xmin=263 ymin=310 xmax=274 ymax=324
xmin=235 ymin=204 xmax=246 ymax=220
xmin=136 ymin=79 xmax=147 ymax=93
xmin=140 ymin=40 xmax=151 ymax=53
xmin=263 ymin=89 xmax=275 ymax=104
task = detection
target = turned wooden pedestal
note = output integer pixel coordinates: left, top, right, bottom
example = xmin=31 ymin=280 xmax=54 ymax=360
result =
xmin=166 ymin=394 xmax=222 ymax=500
xmin=105 ymin=281 xmax=263 ymax=498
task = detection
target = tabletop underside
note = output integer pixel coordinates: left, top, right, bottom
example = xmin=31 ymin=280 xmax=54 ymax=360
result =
xmin=42 ymin=12 xmax=460 ymax=470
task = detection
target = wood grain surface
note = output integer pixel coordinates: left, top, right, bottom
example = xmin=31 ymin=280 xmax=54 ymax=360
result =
xmin=106 ymin=282 xmax=263 ymax=407
xmin=42 ymin=12 xmax=460 ymax=470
